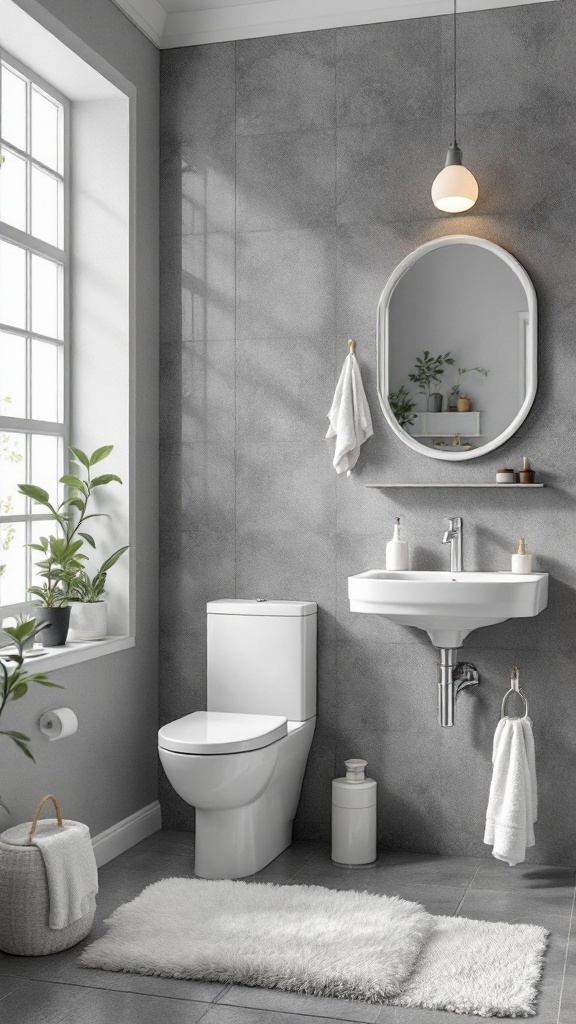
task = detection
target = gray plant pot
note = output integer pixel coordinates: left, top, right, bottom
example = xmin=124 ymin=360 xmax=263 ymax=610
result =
xmin=36 ymin=607 xmax=71 ymax=647
xmin=427 ymin=394 xmax=443 ymax=412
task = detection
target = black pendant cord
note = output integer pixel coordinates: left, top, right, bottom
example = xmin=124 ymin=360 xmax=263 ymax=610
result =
xmin=453 ymin=0 xmax=458 ymax=147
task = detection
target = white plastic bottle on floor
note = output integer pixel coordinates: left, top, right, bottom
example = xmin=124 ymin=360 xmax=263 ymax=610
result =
xmin=331 ymin=759 xmax=377 ymax=866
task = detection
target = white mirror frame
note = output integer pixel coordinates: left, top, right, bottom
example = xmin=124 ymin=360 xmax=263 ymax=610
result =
xmin=377 ymin=235 xmax=538 ymax=461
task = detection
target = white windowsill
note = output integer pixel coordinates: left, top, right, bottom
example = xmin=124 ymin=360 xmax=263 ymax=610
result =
xmin=0 ymin=635 xmax=135 ymax=673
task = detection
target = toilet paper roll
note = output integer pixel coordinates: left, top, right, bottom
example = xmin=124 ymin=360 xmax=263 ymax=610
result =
xmin=38 ymin=707 xmax=78 ymax=741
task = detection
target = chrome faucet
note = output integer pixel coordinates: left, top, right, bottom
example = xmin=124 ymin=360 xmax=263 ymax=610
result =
xmin=442 ymin=516 xmax=463 ymax=572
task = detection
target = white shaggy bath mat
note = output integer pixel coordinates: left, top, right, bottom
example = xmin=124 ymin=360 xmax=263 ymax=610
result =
xmin=80 ymin=878 xmax=548 ymax=1017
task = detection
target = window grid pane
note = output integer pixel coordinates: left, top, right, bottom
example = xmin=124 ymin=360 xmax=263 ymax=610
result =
xmin=0 ymin=53 xmax=67 ymax=613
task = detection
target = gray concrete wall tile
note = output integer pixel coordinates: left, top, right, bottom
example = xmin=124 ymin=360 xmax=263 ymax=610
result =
xmin=161 ymin=133 xmax=236 ymax=237
xmin=237 ymin=130 xmax=336 ymax=231
xmin=236 ymin=31 xmax=336 ymax=135
xmin=337 ymin=20 xmax=442 ymax=128
xmin=236 ymin=228 xmax=337 ymax=340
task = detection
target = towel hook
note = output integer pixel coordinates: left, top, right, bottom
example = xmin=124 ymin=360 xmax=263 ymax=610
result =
xmin=501 ymin=666 xmax=529 ymax=719
xmin=348 ymin=338 xmax=356 ymax=354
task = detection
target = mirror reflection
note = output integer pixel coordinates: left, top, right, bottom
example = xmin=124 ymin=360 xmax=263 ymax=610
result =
xmin=378 ymin=237 xmax=537 ymax=461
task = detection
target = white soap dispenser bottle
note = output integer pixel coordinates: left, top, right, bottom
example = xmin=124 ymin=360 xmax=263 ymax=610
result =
xmin=511 ymin=538 xmax=532 ymax=574
xmin=386 ymin=517 xmax=409 ymax=571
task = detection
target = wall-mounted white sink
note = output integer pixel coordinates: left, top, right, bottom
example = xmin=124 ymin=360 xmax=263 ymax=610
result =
xmin=348 ymin=569 xmax=549 ymax=648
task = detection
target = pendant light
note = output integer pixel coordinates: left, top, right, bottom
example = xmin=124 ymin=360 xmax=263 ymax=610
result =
xmin=431 ymin=0 xmax=478 ymax=213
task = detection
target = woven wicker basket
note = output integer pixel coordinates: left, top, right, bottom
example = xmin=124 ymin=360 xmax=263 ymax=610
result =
xmin=0 ymin=795 xmax=96 ymax=956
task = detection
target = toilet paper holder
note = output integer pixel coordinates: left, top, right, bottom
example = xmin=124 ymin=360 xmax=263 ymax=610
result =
xmin=38 ymin=707 xmax=78 ymax=741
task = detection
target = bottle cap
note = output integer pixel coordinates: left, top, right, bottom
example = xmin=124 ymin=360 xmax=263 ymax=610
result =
xmin=517 ymin=538 xmax=527 ymax=555
xmin=522 ymin=457 xmax=531 ymax=470
xmin=345 ymin=758 xmax=367 ymax=782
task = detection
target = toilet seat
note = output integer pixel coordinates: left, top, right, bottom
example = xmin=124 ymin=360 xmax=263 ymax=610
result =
xmin=158 ymin=710 xmax=287 ymax=755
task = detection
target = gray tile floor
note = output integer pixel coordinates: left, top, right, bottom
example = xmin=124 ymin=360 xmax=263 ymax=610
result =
xmin=0 ymin=831 xmax=574 ymax=1023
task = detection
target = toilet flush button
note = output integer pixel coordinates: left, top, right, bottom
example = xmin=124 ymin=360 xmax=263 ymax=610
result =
xmin=256 ymin=598 xmax=267 ymax=602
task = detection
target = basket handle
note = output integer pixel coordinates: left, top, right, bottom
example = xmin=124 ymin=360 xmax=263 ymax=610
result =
xmin=28 ymin=794 xmax=64 ymax=843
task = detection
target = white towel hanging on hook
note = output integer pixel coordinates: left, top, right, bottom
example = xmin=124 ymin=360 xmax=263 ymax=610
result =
xmin=326 ymin=340 xmax=373 ymax=476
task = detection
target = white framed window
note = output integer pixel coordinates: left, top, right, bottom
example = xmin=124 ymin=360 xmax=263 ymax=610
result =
xmin=0 ymin=50 xmax=69 ymax=614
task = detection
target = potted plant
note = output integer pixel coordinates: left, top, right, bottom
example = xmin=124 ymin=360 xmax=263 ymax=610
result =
xmin=18 ymin=445 xmax=127 ymax=647
xmin=62 ymin=549 xmax=128 ymax=642
xmin=24 ymin=536 xmax=87 ymax=646
xmin=388 ymin=386 xmax=417 ymax=429
xmin=408 ymin=351 xmax=454 ymax=412
xmin=0 ymin=618 xmax=63 ymax=813
xmin=448 ymin=366 xmax=489 ymax=411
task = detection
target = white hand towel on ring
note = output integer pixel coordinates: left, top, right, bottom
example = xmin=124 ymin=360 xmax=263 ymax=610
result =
xmin=483 ymin=716 xmax=537 ymax=866
xmin=326 ymin=350 xmax=373 ymax=475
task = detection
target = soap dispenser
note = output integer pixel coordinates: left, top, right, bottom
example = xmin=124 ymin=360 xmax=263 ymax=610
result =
xmin=511 ymin=538 xmax=533 ymax=574
xmin=386 ymin=517 xmax=409 ymax=571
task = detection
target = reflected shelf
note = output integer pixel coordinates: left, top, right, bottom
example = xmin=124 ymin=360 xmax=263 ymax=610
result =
xmin=365 ymin=483 xmax=546 ymax=489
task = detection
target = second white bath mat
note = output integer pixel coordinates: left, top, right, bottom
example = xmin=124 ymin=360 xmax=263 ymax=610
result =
xmin=80 ymin=877 xmax=548 ymax=1017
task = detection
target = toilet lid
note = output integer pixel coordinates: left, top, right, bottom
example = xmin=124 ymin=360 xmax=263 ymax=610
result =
xmin=158 ymin=711 xmax=287 ymax=754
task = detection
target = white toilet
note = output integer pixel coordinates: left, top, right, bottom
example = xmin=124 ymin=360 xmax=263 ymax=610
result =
xmin=158 ymin=599 xmax=317 ymax=879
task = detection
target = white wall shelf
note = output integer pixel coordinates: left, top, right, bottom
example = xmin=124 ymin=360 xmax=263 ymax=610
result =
xmin=365 ymin=483 xmax=545 ymax=489
xmin=408 ymin=411 xmax=482 ymax=438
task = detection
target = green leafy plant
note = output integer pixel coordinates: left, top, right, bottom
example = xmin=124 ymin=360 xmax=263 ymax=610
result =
xmin=388 ymin=386 xmax=417 ymax=428
xmin=60 ymin=548 xmax=129 ymax=604
xmin=15 ymin=614 xmax=37 ymax=651
xmin=408 ymin=351 xmax=455 ymax=401
xmin=448 ymin=366 xmax=489 ymax=402
xmin=18 ymin=445 xmax=127 ymax=607
xmin=0 ymin=619 xmax=63 ymax=812
xmin=27 ymin=536 xmax=87 ymax=607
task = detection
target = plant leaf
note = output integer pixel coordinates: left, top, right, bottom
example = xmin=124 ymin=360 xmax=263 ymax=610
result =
xmin=78 ymin=532 xmax=96 ymax=548
xmin=90 ymin=474 xmax=122 ymax=487
xmin=18 ymin=484 xmax=50 ymax=504
xmin=35 ymin=679 xmax=64 ymax=688
xmin=90 ymin=445 xmax=113 ymax=465
xmin=60 ymin=474 xmax=86 ymax=490
xmin=99 ymin=545 xmax=129 ymax=573
xmin=0 ymin=730 xmax=31 ymax=741
xmin=9 ymin=682 xmax=28 ymax=700
xmin=69 ymin=447 xmax=90 ymax=470
xmin=11 ymin=737 xmax=35 ymax=760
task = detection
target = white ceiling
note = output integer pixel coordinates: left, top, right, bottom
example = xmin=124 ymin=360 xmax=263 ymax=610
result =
xmin=110 ymin=0 xmax=558 ymax=49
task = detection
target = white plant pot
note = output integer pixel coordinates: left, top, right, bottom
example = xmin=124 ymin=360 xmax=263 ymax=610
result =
xmin=68 ymin=602 xmax=107 ymax=642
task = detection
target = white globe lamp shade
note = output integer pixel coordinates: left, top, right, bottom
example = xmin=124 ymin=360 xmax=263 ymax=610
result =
xmin=431 ymin=145 xmax=478 ymax=213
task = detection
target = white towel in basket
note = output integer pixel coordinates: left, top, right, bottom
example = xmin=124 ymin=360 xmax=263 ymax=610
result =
xmin=31 ymin=819 xmax=99 ymax=929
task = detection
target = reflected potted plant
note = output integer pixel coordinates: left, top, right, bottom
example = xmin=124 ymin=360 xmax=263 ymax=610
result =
xmin=0 ymin=618 xmax=63 ymax=813
xmin=408 ymin=351 xmax=454 ymax=412
xmin=18 ymin=445 xmax=127 ymax=647
xmin=448 ymin=366 xmax=489 ymax=412
xmin=388 ymin=386 xmax=417 ymax=429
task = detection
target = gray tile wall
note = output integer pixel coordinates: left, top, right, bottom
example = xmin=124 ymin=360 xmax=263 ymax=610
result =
xmin=159 ymin=2 xmax=576 ymax=863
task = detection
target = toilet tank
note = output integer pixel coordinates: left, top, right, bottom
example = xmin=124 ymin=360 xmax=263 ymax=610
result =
xmin=207 ymin=600 xmax=317 ymax=721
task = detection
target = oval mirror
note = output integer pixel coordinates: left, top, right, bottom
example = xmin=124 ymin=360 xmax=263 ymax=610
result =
xmin=377 ymin=236 xmax=537 ymax=461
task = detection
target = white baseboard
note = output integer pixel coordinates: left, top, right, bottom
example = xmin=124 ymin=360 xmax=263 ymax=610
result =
xmin=92 ymin=801 xmax=162 ymax=868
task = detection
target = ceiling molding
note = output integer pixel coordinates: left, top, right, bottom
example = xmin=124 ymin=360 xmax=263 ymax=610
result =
xmin=113 ymin=0 xmax=558 ymax=49
xmin=110 ymin=0 xmax=167 ymax=46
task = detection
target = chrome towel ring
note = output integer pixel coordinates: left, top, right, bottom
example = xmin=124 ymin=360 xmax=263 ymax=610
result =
xmin=501 ymin=666 xmax=529 ymax=719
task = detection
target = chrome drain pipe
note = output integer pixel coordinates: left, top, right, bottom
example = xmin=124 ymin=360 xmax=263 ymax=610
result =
xmin=438 ymin=649 xmax=480 ymax=727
